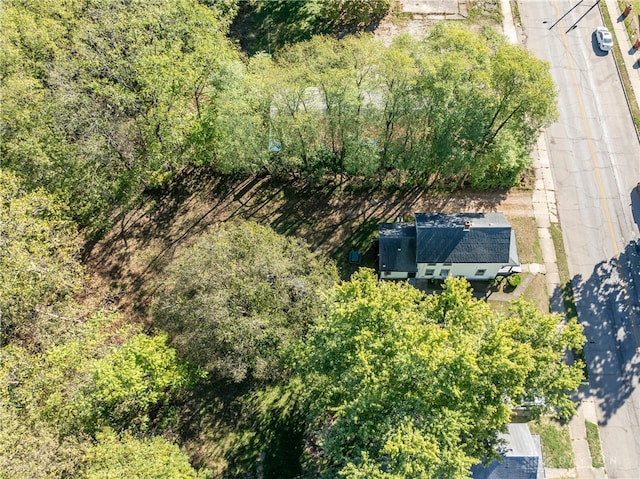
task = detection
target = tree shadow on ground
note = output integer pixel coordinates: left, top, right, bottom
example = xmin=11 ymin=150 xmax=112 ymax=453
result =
xmin=177 ymin=378 xmax=304 ymax=479
xmin=83 ymin=169 xmax=509 ymax=317
xmin=229 ymin=0 xmax=387 ymax=56
xmin=559 ymin=240 xmax=640 ymax=425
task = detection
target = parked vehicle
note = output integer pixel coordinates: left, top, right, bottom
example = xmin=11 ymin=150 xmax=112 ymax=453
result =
xmin=595 ymin=26 xmax=613 ymax=52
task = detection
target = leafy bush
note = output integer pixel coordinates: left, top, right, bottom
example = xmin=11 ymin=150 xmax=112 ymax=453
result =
xmin=151 ymin=221 xmax=338 ymax=382
xmin=1 ymin=311 xmax=193 ymax=436
xmin=508 ymin=273 xmax=522 ymax=288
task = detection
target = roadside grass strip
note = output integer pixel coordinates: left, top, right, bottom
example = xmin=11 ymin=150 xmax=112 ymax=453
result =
xmin=585 ymin=420 xmax=605 ymax=468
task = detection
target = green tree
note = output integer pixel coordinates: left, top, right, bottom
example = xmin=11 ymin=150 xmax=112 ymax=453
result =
xmin=83 ymin=428 xmax=205 ymax=479
xmin=0 ymin=311 xmax=192 ymax=436
xmin=376 ymin=34 xmax=422 ymax=172
xmin=320 ymin=0 xmax=392 ymax=30
xmin=151 ymin=221 xmax=338 ymax=382
xmin=1 ymin=0 xmax=239 ymax=234
xmin=0 ymin=170 xmax=84 ymax=346
xmin=244 ymin=34 xmax=386 ymax=181
xmin=0 ymin=310 xmax=197 ymax=477
xmin=230 ymin=27 xmax=556 ymax=188
xmin=297 ymin=270 xmax=584 ymax=478
xmin=0 ymin=379 xmax=85 ymax=479
xmin=87 ymin=332 xmax=194 ymax=432
xmin=193 ymin=53 xmax=273 ymax=175
xmin=417 ymin=24 xmax=557 ymax=188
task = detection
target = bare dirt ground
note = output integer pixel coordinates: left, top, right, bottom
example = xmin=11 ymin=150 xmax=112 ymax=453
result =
xmin=375 ymin=0 xmax=467 ymax=42
xmin=83 ymin=165 xmax=534 ymax=320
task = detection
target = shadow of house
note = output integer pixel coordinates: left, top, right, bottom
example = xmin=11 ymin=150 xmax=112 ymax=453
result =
xmin=471 ymin=423 xmax=545 ymax=479
xmin=379 ymin=213 xmax=520 ymax=282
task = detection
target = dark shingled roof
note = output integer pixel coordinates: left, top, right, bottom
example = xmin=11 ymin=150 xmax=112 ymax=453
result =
xmin=471 ymin=424 xmax=544 ymax=479
xmin=378 ymin=223 xmax=417 ymax=272
xmin=415 ymin=213 xmax=513 ymax=264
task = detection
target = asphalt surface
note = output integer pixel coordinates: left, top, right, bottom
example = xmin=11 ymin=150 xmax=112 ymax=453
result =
xmin=519 ymin=1 xmax=640 ymax=477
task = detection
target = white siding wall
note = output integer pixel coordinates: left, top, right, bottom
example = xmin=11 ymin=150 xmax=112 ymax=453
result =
xmin=416 ymin=263 xmax=502 ymax=280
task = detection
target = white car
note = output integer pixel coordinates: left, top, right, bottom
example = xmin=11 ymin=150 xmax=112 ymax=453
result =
xmin=595 ymin=26 xmax=613 ymax=52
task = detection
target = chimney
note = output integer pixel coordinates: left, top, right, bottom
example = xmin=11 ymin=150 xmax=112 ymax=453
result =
xmin=464 ymin=220 xmax=472 ymax=231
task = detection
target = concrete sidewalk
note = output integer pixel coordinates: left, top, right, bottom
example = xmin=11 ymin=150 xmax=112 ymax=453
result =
xmin=569 ymin=400 xmax=608 ymax=479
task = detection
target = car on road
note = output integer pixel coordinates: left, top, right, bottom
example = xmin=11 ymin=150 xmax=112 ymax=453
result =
xmin=595 ymin=26 xmax=613 ymax=52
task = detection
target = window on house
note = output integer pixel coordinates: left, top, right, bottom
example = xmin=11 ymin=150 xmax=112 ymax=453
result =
xmin=475 ymin=269 xmax=487 ymax=276
xmin=440 ymin=269 xmax=450 ymax=276
xmin=443 ymin=262 xmax=452 ymax=266
xmin=425 ymin=269 xmax=435 ymax=276
xmin=427 ymin=263 xmax=437 ymax=266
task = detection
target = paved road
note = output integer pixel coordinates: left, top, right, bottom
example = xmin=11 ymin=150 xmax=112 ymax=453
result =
xmin=519 ymin=1 xmax=640 ymax=477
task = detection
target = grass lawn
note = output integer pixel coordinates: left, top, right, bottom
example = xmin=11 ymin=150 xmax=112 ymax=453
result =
xmin=485 ymin=215 xmax=549 ymax=313
xmin=550 ymin=224 xmax=570 ymax=284
xmin=520 ymin=272 xmax=550 ymax=312
xmin=488 ymin=273 xmax=549 ymax=314
xmin=509 ymin=216 xmax=543 ymax=264
xmin=529 ymin=417 xmax=575 ymax=469
xmin=550 ymin=222 xmax=587 ymax=378
xmin=585 ymin=420 xmax=605 ymax=468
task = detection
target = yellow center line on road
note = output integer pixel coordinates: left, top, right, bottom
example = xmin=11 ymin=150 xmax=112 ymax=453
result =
xmin=551 ymin=0 xmax=640 ymax=348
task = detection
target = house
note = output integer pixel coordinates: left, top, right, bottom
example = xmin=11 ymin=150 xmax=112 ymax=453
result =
xmin=378 ymin=213 xmax=520 ymax=281
xmin=470 ymin=423 xmax=545 ymax=479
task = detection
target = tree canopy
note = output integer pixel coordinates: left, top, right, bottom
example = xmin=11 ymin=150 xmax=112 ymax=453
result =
xmin=1 ymin=0 xmax=239 ymax=234
xmin=2 ymin=0 xmax=557 ymax=234
xmin=83 ymin=428 xmax=206 ymax=479
xmin=1 ymin=311 xmax=193 ymax=436
xmin=209 ymin=25 xmax=557 ymax=188
xmin=151 ymin=221 xmax=339 ymax=382
xmin=0 ymin=310 xmax=200 ymax=478
xmin=297 ymin=270 xmax=585 ymax=478
xmin=0 ymin=170 xmax=84 ymax=346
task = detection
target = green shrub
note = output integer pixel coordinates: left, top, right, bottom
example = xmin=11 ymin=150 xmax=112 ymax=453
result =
xmin=508 ymin=274 xmax=522 ymax=288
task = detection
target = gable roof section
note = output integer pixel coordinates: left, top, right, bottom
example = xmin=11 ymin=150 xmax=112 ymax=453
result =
xmin=378 ymin=223 xmax=417 ymax=272
xmin=470 ymin=423 xmax=544 ymax=479
xmin=415 ymin=213 xmax=514 ymax=264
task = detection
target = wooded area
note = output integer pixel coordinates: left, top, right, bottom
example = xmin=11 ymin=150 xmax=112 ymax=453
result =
xmin=0 ymin=1 xmax=582 ymax=478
